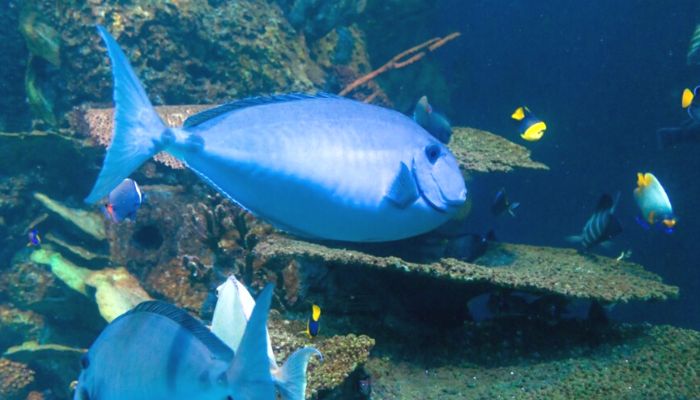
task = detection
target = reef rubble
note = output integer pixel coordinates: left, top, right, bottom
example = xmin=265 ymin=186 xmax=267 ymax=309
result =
xmin=254 ymin=235 xmax=678 ymax=304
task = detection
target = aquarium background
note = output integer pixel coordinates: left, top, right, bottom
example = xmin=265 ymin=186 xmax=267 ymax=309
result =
xmin=1 ymin=0 xmax=700 ymax=399
xmin=426 ymin=0 xmax=700 ymax=330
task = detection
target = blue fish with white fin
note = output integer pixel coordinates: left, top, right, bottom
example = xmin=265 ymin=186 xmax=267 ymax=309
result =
xmin=103 ymin=178 xmax=143 ymax=222
xmin=84 ymin=26 xmax=466 ymax=243
xmin=73 ymin=284 xmax=285 ymax=400
xmin=211 ymin=276 xmax=321 ymax=400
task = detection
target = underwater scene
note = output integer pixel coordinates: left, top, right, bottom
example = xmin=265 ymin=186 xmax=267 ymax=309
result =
xmin=1 ymin=0 xmax=700 ymax=399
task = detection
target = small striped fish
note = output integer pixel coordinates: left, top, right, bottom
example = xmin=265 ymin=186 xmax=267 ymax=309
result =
xmin=567 ymin=193 xmax=622 ymax=249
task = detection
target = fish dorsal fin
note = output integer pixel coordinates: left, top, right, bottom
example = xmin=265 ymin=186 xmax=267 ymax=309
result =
xmin=595 ymin=194 xmax=614 ymax=212
xmin=385 ymin=162 xmax=419 ymax=208
xmin=128 ymin=301 xmax=234 ymax=360
xmin=183 ymin=92 xmax=344 ymax=128
xmin=511 ymin=107 xmax=526 ymax=121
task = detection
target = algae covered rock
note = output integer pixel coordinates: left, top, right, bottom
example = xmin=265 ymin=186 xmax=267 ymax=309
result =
xmin=448 ymin=127 xmax=549 ymax=173
xmin=268 ymin=314 xmax=374 ymax=397
xmin=4 ymin=342 xmax=84 ymax=400
xmin=0 ymin=358 xmax=34 ymax=400
xmin=364 ymin=323 xmax=700 ymax=399
xmin=254 ymin=235 xmax=678 ymax=304
xmin=29 ymin=248 xmax=151 ymax=322
xmin=26 ymin=0 xmax=324 ymax=122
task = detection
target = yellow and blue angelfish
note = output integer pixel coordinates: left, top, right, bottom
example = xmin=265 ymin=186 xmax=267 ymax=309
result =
xmin=633 ymin=172 xmax=677 ymax=233
xmin=681 ymin=86 xmax=700 ymax=121
xmin=306 ymin=304 xmax=321 ymax=338
xmin=511 ymin=106 xmax=546 ymax=141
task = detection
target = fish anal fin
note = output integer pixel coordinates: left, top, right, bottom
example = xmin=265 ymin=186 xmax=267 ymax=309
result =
xmin=385 ymin=162 xmax=419 ymax=208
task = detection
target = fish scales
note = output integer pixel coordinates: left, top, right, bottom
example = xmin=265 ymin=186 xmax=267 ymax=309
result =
xmin=177 ymin=98 xmax=459 ymax=241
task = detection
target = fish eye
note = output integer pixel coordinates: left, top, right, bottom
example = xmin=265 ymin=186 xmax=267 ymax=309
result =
xmin=80 ymin=354 xmax=90 ymax=369
xmin=425 ymin=144 xmax=441 ymax=164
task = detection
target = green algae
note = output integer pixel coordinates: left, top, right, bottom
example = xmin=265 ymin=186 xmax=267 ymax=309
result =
xmin=29 ymin=248 xmax=150 ymax=322
xmin=30 ymin=248 xmax=88 ymax=295
xmin=448 ymin=127 xmax=549 ymax=173
xmin=255 ymin=235 xmax=678 ymax=303
xmin=33 ymin=193 xmax=106 ymax=240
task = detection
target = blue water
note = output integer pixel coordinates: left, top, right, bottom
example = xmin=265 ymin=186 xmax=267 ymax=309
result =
xmin=433 ymin=0 xmax=700 ymax=330
xmin=3 ymin=1 xmax=700 ymax=399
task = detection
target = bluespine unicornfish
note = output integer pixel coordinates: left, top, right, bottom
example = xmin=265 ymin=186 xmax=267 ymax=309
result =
xmin=85 ymin=26 xmax=466 ymax=243
xmin=511 ymin=106 xmax=546 ymax=141
xmin=102 ymin=178 xmax=143 ymax=222
xmin=306 ymin=304 xmax=321 ymax=338
xmin=73 ymin=284 xmax=284 ymax=400
xmin=566 ymin=193 xmax=622 ymax=250
xmin=27 ymin=228 xmax=41 ymax=247
xmin=491 ymin=187 xmax=520 ymax=217
xmin=633 ymin=172 xmax=676 ymax=233
xmin=210 ymin=276 xmax=321 ymax=400
xmin=413 ymin=96 xmax=452 ymax=144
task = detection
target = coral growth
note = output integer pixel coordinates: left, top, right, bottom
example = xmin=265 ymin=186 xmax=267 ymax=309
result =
xmin=0 ymin=358 xmax=34 ymax=400
xmin=255 ymin=235 xmax=678 ymax=303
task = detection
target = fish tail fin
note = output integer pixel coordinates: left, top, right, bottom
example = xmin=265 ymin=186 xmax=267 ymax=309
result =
xmin=85 ymin=26 xmax=169 ymax=204
xmin=227 ymin=284 xmax=276 ymax=398
xmin=565 ymin=235 xmax=582 ymax=244
xmin=507 ymin=202 xmax=520 ymax=217
xmin=682 ymin=88 xmax=694 ymax=108
xmin=274 ymin=347 xmax=323 ymax=400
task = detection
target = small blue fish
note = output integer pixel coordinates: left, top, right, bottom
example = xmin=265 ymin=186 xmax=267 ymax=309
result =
xmin=306 ymin=304 xmax=321 ymax=338
xmin=85 ymin=26 xmax=466 ymax=242
xmin=566 ymin=193 xmax=622 ymax=250
xmin=102 ymin=178 xmax=143 ymax=222
xmin=491 ymin=188 xmax=520 ymax=217
xmin=413 ymin=96 xmax=452 ymax=144
xmin=74 ymin=285 xmax=283 ymax=400
xmin=27 ymin=229 xmax=41 ymax=247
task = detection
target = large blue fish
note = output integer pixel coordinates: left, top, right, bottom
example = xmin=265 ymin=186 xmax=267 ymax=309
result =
xmin=73 ymin=284 xmax=313 ymax=400
xmin=85 ymin=26 xmax=467 ymax=242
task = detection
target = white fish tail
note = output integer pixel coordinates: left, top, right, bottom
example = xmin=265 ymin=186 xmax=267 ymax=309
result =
xmin=274 ymin=347 xmax=323 ymax=400
xmin=85 ymin=26 xmax=168 ymax=204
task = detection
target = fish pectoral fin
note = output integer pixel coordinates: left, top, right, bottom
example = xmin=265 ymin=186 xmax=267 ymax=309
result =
xmin=385 ymin=162 xmax=419 ymax=208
